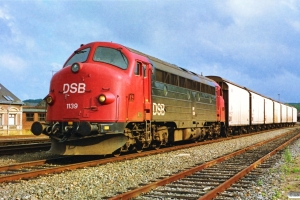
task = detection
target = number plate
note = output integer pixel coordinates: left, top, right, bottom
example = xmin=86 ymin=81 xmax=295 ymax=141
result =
xmin=66 ymin=103 xmax=78 ymax=109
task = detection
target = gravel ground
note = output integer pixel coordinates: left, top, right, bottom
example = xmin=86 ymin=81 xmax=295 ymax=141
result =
xmin=236 ymin=133 xmax=300 ymax=200
xmin=0 ymin=127 xmax=298 ymax=200
xmin=0 ymin=152 xmax=57 ymax=167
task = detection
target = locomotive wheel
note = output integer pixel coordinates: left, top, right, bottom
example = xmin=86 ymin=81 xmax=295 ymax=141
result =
xmin=198 ymin=135 xmax=205 ymax=142
xmin=151 ymin=140 xmax=161 ymax=150
xmin=134 ymin=140 xmax=143 ymax=153
xmin=135 ymin=146 xmax=143 ymax=153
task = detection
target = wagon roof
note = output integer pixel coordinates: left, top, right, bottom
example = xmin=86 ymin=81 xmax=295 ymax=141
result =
xmin=206 ymin=76 xmax=294 ymax=107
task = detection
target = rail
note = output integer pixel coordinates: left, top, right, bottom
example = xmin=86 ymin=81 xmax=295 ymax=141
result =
xmin=108 ymin=129 xmax=300 ymax=199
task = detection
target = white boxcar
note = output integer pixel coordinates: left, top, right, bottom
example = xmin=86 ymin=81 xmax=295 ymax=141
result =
xmin=227 ymin=82 xmax=250 ymax=126
xmin=281 ymin=104 xmax=287 ymax=123
xmin=249 ymin=91 xmax=265 ymax=125
xmin=293 ymin=107 xmax=297 ymax=123
xmin=287 ymin=106 xmax=293 ymax=122
xmin=264 ymin=98 xmax=273 ymax=124
xmin=273 ymin=101 xmax=281 ymax=123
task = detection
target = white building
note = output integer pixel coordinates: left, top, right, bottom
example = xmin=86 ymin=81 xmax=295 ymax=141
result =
xmin=0 ymin=83 xmax=24 ymax=135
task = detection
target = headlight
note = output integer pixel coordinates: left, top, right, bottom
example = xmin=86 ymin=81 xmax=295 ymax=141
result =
xmin=45 ymin=95 xmax=54 ymax=105
xmin=98 ymin=94 xmax=106 ymax=103
xmin=71 ymin=63 xmax=80 ymax=73
xmin=98 ymin=92 xmax=115 ymax=105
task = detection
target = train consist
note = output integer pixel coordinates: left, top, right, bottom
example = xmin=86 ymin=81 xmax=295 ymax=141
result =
xmin=31 ymin=42 xmax=297 ymax=155
xmin=207 ymin=76 xmax=297 ymax=134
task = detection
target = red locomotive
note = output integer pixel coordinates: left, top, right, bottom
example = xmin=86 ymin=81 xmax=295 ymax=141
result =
xmin=31 ymin=42 xmax=296 ymax=155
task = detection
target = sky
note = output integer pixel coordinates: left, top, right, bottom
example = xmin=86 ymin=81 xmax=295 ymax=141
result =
xmin=0 ymin=0 xmax=300 ymax=103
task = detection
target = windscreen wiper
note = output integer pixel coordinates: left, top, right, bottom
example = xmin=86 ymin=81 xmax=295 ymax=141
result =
xmin=74 ymin=50 xmax=86 ymax=54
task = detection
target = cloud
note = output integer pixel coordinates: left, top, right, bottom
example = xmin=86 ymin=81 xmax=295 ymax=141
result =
xmin=0 ymin=5 xmax=14 ymax=39
xmin=251 ymin=69 xmax=300 ymax=103
xmin=50 ymin=62 xmax=63 ymax=74
xmin=222 ymin=0 xmax=277 ymax=21
xmin=289 ymin=20 xmax=300 ymax=32
xmin=0 ymin=0 xmax=299 ymax=102
xmin=0 ymin=4 xmax=38 ymax=52
xmin=0 ymin=5 xmax=11 ymax=20
xmin=0 ymin=54 xmax=27 ymax=72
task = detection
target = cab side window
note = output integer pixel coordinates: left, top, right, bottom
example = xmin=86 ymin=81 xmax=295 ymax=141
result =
xmin=143 ymin=64 xmax=147 ymax=77
xmin=135 ymin=62 xmax=141 ymax=75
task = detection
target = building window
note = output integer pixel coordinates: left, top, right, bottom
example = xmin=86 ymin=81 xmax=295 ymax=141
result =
xmin=9 ymin=114 xmax=15 ymax=125
xmin=26 ymin=113 xmax=34 ymax=121
xmin=38 ymin=113 xmax=46 ymax=121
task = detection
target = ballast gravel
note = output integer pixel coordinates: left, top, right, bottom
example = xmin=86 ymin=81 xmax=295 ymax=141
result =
xmin=0 ymin=127 xmax=298 ymax=199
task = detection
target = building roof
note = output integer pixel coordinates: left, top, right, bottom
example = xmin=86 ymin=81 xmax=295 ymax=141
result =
xmin=22 ymin=108 xmax=46 ymax=113
xmin=0 ymin=83 xmax=24 ymax=105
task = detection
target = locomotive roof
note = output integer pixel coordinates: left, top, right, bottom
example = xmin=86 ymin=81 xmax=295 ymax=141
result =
xmin=128 ymin=47 xmax=216 ymax=86
xmin=68 ymin=42 xmax=215 ymax=86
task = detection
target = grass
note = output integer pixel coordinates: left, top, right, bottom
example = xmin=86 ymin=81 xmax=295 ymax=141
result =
xmin=292 ymin=167 xmax=300 ymax=173
xmin=272 ymin=190 xmax=282 ymax=199
xmin=257 ymin=179 xmax=263 ymax=186
xmin=278 ymin=145 xmax=300 ymax=199
xmin=283 ymin=148 xmax=292 ymax=163
xmin=281 ymin=148 xmax=293 ymax=174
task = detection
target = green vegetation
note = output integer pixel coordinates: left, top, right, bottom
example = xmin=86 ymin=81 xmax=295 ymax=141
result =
xmin=23 ymin=99 xmax=43 ymax=104
xmin=287 ymin=103 xmax=300 ymax=111
xmin=292 ymin=167 xmax=300 ymax=173
xmin=281 ymin=148 xmax=293 ymax=174
xmin=23 ymin=99 xmax=45 ymax=107
xmin=283 ymin=148 xmax=292 ymax=163
xmin=279 ymin=146 xmax=300 ymax=198
xmin=257 ymin=179 xmax=263 ymax=186
xmin=272 ymin=190 xmax=282 ymax=199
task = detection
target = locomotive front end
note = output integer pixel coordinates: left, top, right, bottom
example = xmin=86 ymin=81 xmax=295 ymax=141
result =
xmin=31 ymin=42 xmax=131 ymax=155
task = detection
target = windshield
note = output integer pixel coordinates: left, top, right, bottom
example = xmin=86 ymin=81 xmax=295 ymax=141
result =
xmin=93 ymin=47 xmax=128 ymax=69
xmin=64 ymin=48 xmax=90 ymax=67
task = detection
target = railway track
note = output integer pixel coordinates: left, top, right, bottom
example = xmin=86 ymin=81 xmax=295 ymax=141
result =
xmin=0 ymin=136 xmax=49 ymax=146
xmin=0 ymin=138 xmax=224 ymax=184
xmin=0 ymin=142 xmax=51 ymax=155
xmin=0 ymin=136 xmax=50 ymax=155
xmin=0 ymin=127 xmax=297 ymax=190
xmin=0 ymin=156 xmax=106 ymax=183
xmin=108 ymin=128 xmax=300 ymax=199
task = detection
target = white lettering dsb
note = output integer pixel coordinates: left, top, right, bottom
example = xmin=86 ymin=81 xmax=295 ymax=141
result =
xmin=153 ymin=103 xmax=165 ymax=116
xmin=63 ymin=83 xmax=85 ymax=94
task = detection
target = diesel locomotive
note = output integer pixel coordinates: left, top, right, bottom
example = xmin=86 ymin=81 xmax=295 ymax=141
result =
xmin=31 ymin=41 xmax=296 ymax=155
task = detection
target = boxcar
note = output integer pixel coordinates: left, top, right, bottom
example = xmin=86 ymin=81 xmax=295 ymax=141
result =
xmin=264 ymin=98 xmax=274 ymax=127
xmin=206 ymin=76 xmax=250 ymax=134
xmin=281 ymin=104 xmax=287 ymax=123
xmin=249 ymin=91 xmax=265 ymax=127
